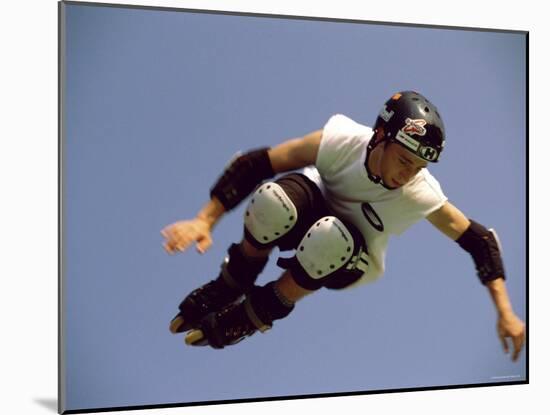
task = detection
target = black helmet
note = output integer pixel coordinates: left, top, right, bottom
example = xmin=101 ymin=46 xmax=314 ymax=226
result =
xmin=373 ymin=91 xmax=445 ymax=162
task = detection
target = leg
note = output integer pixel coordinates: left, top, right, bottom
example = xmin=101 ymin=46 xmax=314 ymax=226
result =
xmin=183 ymin=174 xmax=334 ymax=347
xmin=184 ymin=215 xmax=370 ymax=347
xmin=274 ymin=270 xmax=314 ymax=303
xmin=240 ymin=237 xmax=272 ymax=260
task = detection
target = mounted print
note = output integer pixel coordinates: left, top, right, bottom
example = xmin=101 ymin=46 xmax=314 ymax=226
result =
xmin=59 ymin=1 xmax=528 ymax=413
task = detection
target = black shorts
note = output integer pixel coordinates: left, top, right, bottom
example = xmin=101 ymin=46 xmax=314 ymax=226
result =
xmin=244 ymin=172 xmax=330 ymax=251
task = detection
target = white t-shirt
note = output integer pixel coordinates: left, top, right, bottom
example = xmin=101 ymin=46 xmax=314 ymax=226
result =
xmin=302 ymin=114 xmax=447 ymax=287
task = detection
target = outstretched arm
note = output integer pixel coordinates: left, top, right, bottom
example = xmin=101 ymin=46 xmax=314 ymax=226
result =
xmin=427 ymin=201 xmax=526 ymax=361
xmin=161 ymin=129 xmax=322 ymax=255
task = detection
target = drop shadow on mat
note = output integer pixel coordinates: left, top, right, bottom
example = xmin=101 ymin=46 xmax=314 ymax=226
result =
xmin=34 ymin=398 xmax=58 ymax=413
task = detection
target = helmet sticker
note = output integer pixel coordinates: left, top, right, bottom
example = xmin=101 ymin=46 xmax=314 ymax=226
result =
xmin=403 ymin=118 xmax=427 ymax=136
xmin=395 ymin=130 xmax=420 ymax=151
xmin=395 ymin=131 xmax=440 ymax=162
xmin=419 ymin=146 xmax=439 ymax=161
xmin=379 ymin=105 xmax=394 ymax=122
xmin=391 ymin=92 xmax=402 ymax=100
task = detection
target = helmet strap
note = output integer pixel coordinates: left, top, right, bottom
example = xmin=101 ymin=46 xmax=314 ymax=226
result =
xmin=364 ymin=131 xmax=397 ymax=190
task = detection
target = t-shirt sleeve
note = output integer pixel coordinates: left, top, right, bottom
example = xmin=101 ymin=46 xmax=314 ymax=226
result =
xmin=389 ymin=170 xmax=447 ymax=235
xmin=405 ymin=170 xmax=448 ymax=223
xmin=417 ymin=170 xmax=448 ymax=216
xmin=316 ymin=114 xmax=370 ymax=178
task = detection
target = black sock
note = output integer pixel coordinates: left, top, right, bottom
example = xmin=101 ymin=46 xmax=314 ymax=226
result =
xmin=250 ymin=281 xmax=295 ymax=323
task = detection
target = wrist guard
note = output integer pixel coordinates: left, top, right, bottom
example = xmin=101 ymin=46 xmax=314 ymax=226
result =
xmin=210 ymin=148 xmax=275 ymax=211
xmin=456 ymin=219 xmax=506 ymax=285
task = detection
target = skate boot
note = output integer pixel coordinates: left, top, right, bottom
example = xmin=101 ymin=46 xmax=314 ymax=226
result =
xmin=185 ymin=281 xmax=295 ymax=349
xmin=169 ymin=243 xmax=268 ymax=334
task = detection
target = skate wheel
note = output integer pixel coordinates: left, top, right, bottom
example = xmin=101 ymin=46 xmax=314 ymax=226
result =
xmin=185 ymin=329 xmax=205 ymax=346
xmin=169 ymin=315 xmax=185 ymax=334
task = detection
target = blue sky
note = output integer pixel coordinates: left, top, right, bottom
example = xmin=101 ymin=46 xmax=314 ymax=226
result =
xmin=62 ymin=3 xmax=526 ymax=411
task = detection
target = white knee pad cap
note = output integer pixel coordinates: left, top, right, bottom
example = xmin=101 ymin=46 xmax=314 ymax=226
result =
xmin=244 ymin=182 xmax=298 ymax=244
xmin=296 ymin=216 xmax=369 ymax=280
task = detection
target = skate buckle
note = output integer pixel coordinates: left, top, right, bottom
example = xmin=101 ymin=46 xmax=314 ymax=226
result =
xmin=243 ymin=297 xmax=272 ymax=333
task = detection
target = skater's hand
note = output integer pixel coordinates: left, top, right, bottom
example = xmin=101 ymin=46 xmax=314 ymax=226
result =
xmin=497 ymin=312 xmax=526 ymax=362
xmin=161 ymin=218 xmax=213 ymax=255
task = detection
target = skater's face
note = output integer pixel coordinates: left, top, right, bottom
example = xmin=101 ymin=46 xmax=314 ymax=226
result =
xmin=380 ymin=142 xmax=427 ymax=188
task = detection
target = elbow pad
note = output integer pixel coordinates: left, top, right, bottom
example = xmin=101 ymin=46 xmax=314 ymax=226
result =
xmin=456 ymin=219 xmax=506 ymax=285
xmin=210 ymin=148 xmax=275 ymax=211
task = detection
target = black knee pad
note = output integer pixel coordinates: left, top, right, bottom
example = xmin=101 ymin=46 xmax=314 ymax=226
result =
xmin=243 ymin=173 xmax=329 ymax=251
xmin=277 ymin=216 xmax=371 ymax=291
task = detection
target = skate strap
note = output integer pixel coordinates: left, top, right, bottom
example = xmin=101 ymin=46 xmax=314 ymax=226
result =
xmin=243 ymin=297 xmax=271 ymax=333
xmin=276 ymin=256 xmax=294 ymax=269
